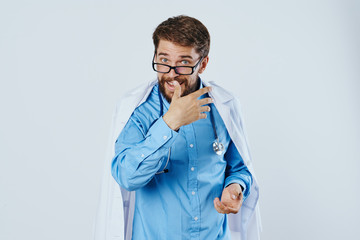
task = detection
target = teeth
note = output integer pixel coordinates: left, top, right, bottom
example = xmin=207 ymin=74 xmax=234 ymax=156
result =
xmin=166 ymin=81 xmax=183 ymax=87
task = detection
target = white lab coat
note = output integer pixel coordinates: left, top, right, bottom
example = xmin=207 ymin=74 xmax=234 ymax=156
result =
xmin=94 ymin=79 xmax=262 ymax=240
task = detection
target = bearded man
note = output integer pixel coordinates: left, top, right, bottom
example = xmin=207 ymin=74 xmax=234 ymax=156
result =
xmin=95 ymin=15 xmax=261 ymax=240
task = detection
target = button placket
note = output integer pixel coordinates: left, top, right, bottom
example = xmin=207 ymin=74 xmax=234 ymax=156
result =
xmin=185 ymin=124 xmax=201 ymax=234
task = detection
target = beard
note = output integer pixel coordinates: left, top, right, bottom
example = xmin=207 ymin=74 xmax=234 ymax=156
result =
xmin=158 ymin=75 xmax=200 ymax=103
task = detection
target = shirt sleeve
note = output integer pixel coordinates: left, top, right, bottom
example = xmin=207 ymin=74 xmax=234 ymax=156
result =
xmin=111 ymin=113 xmax=179 ymax=191
xmin=223 ymin=140 xmax=253 ymax=201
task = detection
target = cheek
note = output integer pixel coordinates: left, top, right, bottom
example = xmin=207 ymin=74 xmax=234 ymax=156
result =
xmin=182 ymin=80 xmax=190 ymax=90
xmin=188 ymin=77 xmax=197 ymax=87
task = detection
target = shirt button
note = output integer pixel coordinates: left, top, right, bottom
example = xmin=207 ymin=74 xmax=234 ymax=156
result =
xmin=192 ymin=191 xmax=195 ymax=195
xmin=163 ymin=136 xmax=168 ymax=140
xmin=191 ymin=167 xmax=194 ymax=171
xmin=189 ymin=144 xmax=194 ymax=148
xmin=141 ymin=154 xmax=144 ymax=158
xmin=194 ymin=216 xmax=198 ymax=221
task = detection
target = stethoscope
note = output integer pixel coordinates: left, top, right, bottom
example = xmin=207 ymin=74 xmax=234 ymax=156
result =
xmin=156 ymin=85 xmax=224 ymax=174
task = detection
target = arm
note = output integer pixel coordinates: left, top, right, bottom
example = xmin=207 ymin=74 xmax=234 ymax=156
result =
xmin=214 ymin=140 xmax=253 ymax=214
xmin=112 ymin=83 xmax=213 ymax=191
xmin=111 ymin=114 xmax=178 ymax=191
xmin=223 ymin=140 xmax=252 ymax=201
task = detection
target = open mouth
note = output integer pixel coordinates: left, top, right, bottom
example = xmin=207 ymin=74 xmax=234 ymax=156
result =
xmin=165 ymin=81 xmax=184 ymax=91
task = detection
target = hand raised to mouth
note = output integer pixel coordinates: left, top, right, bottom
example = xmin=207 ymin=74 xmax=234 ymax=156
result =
xmin=163 ymin=81 xmax=213 ymax=131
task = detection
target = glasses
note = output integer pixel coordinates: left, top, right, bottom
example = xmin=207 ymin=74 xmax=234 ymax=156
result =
xmin=152 ymin=53 xmax=203 ymax=75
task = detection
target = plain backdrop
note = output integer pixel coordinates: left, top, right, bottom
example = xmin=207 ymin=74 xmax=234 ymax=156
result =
xmin=1 ymin=0 xmax=359 ymax=240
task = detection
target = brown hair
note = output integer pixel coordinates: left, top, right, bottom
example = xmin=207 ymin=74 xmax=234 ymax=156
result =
xmin=152 ymin=15 xmax=210 ymax=57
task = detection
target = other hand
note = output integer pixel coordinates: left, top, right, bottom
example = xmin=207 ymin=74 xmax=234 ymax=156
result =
xmin=214 ymin=183 xmax=243 ymax=214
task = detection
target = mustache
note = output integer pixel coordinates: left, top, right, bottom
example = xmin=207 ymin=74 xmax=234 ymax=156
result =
xmin=161 ymin=77 xmax=187 ymax=85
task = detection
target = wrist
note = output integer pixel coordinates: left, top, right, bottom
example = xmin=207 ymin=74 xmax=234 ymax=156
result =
xmin=163 ymin=113 xmax=180 ymax=131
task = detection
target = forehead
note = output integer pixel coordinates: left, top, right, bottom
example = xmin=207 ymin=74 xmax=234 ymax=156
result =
xmin=157 ymin=40 xmax=199 ymax=59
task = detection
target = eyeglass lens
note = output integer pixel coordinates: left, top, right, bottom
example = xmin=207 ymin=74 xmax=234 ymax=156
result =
xmin=154 ymin=64 xmax=192 ymax=75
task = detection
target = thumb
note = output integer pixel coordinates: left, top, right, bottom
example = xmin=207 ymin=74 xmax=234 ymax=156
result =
xmin=229 ymin=184 xmax=241 ymax=200
xmin=172 ymin=81 xmax=181 ymax=100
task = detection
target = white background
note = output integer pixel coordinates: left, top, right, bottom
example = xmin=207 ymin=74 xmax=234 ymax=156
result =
xmin=1 ymin=0 xmax=359 ymax=239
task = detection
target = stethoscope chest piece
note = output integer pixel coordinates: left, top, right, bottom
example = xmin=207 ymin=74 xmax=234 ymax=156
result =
xmin=213 ymin=139 xmax=224 ymax=155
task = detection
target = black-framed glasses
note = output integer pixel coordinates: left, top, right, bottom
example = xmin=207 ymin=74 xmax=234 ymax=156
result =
xmin=152 ymin=53 xmax=203 ymax=75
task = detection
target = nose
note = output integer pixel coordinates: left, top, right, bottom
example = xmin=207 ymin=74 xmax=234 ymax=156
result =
xmin=167 ymin=68 xmax=179 ymax=78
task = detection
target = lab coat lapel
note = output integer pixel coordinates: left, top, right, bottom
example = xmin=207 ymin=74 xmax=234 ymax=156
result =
xmin=202 ymin=80 xmax=236 ymax=157
xmin=203 ymin=80 xmax=253 ymax=166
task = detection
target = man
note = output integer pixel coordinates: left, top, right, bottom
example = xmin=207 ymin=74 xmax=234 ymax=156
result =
xmin=94 ymin=15 xmax=261 ymax=240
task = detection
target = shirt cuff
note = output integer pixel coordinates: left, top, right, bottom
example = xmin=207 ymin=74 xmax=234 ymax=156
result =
xmin=147 ymin=116 xmax=178 ymax=140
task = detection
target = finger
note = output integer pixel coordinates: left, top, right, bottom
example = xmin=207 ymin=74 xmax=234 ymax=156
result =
xmin=228 ymin=184 xmax=241 ymax=199
xmin=230 ymin=189 xmax=240 ymax=200
xmin=218 ymin=197 xmax=241 ymax=214
xmin=172 ymin=81 xmax=182 ymax=99
xmin=217 ymin=200 xmax=237 ymax=214
xmin=225 ymin=205 xmax=240 ymax=214
xmin=239 ymin=192 xmax=244 ymax=203
xmin=199 ymin=106 xmax=211 ymax=113
xmin=191 ymin=86 xmax=212 ymax=99
xmin=214 ymin=198 xmax=225 ymax=214
xmin=198 ymin=112 xmax=207 ymax=119
xmin=198 ymin=97 xmax=213 ymax=106
xmin=215 ymin=198 xmax=233 ymax=214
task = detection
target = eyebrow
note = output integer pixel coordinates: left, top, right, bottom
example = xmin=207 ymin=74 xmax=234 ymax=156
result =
xmin=179 ymin=55 xmax=193 ymax=59
xmin=157 ymin=52 xmax=194 ymax=60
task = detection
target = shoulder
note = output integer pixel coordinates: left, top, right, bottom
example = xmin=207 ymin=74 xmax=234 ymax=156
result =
xmin=132 ymin=84 xmax=161 ymax=122
xmin=203 ymin=79 xmax=240 ymax=104
xmin=114 ymin=79 xmax=157 ymax=114
xmin=111 ymin=79 xmax=158 ymax=133
xmin=212 ymin=82 xmax=237 ymax=98
xmin=116 ymin=79 xmax=157 ymax=104
xmin=116 ymin=80 xmax=161 ymax=133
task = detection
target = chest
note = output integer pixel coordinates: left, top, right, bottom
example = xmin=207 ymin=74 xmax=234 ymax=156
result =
xmin=169 ymin=103 xmax=231 ymax=164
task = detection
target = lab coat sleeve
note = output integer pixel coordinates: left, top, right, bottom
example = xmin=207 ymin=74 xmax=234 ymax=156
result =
xmin=111 ymin=114 xmax=179 ymax=191
xmin=223 ymin=140 xmax=253 ymax=201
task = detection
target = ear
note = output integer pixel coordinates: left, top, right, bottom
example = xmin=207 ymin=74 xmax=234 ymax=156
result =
xmin=198 ymin=56 xmax=209 ymax=74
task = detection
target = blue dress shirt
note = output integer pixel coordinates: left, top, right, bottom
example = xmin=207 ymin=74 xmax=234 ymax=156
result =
xmin=111 ymin=80 xmax=252 ymax=240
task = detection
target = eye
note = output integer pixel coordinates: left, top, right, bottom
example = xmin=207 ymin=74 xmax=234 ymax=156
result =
xmin=181 ymin=60 xmax=189 ymax=65
xmin=161 ymin=58 xmax=168 ymax=63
